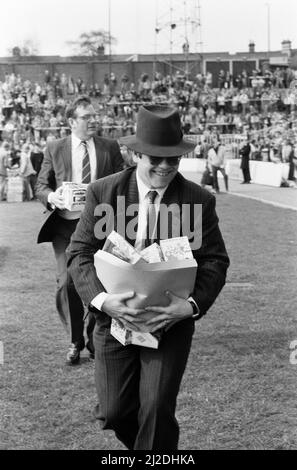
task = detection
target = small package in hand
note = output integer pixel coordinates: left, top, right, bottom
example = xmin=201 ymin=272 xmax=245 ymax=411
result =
xmin=110 ymin=318 xmax=161 ymax=349
xmin=62 ymin=182 xmax=88 ymax=211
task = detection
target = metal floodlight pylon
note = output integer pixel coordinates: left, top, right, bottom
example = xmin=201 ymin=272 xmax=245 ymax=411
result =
xmin=154 ymin=0 xmax=203 ymax=77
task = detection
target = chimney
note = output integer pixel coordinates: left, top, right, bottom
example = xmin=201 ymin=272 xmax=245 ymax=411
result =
xmin=281 ymin=40 xmax=291 ymax=54
xmin=97 ymin=44 xmax=105 ymax=56
xmin=248 ymin=41 xmax=255 ymax=53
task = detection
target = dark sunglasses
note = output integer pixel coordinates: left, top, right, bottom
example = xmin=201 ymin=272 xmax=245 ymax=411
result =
xmin=148 ymin=156 xmax=181 ymax=166
xmin=76 ymin=114 xmax=98 ymax=122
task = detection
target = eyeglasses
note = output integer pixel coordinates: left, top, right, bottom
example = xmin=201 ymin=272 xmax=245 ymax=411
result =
xmin=76 ymin=114 xmax=97 ymax=122
xmin=148 ymin=156 xmax=182 ymax=166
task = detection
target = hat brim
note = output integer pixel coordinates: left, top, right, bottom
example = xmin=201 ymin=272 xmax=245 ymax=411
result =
xmin=119 ymin=135 xmax=196 ymax=157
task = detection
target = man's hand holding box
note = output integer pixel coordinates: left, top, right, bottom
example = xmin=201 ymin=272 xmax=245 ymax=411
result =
xmin=62 ymin=181 xmax=88 ymax=211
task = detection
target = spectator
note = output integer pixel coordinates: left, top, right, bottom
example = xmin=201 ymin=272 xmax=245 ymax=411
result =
xmin=44 ymin=70 xmax=51 ymax=84
xmin=239 ymin=90 xmax=249 ymax=115
xmin=0 ymin=141 xmax=10 ymax=201
xmin=205 ymin=71 xmax=213 ymax=88
xmin=217 ymin=92 xmax=226 ymax=113
xmin=282 ymin=139 xmax=296 ymax=181
xmin=260 ymin=139 xmax=272 ymax=162
xmin=205 ymin=105 xmax=216 ymax=122
xmin=234 ymin=73 xmax=243 ymax=90
xmin=239 ymin=137 xmax=251 ymax=183
xmin=207 ymin=141 xmax=229 ymax=193
xmin=19 ymin=143 xmax=37 ymax=200
xmin=218 ymin=70 xmax=225 ymax=89
xmin=241 ymin=70 xmax=248 ymax=88
xmin=30 ymin=142 xmax=44 ymax=175
xmin=231 ymin=92 xmax=239 ymax=113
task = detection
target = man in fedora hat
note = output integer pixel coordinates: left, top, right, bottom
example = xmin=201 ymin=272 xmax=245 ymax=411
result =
xmin=36 ymin=95 xmax=123 ymax=365
xmin=67 ymin=105 xmax=229 ymax=450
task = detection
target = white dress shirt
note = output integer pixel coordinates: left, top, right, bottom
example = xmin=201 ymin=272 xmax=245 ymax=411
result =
xmin=71 ymin=134 xmax=97 ymax=183
xmin=134 ymin=171 xmax=168 ymax=251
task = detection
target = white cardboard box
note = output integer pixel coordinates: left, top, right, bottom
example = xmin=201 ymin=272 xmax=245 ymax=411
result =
xmin=7 ymin=176 xmax=23 ymax=202
xmin=110 ymin=319 xmax=160 ymax=349
xmin=62 ymin=182 xmax=88 ymax=211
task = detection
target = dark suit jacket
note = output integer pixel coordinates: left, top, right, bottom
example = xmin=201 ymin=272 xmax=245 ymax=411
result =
xmin=36 ymin=135 xmax=123 ymax=243
xmin=240 ymin=143 xmax=251 ymax=170
xmin=67 ymin=167 xmax=230 ymax=318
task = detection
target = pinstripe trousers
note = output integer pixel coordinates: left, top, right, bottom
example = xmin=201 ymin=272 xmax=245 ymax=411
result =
xmin=93 ymin=315 xmax=195 ymax=450
xmin=52 ymin=216 xmax=95 ymax=349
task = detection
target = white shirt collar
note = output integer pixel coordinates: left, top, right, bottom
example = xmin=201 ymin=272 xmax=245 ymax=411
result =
xmin=136 ymin=169 xmax=168 ymax=203
xmin=71 ymin=133 xmax=93 ymax=149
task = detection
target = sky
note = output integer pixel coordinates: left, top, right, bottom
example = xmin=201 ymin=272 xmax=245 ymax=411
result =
xmin=0 ymin=0 xmax=296 ymax=57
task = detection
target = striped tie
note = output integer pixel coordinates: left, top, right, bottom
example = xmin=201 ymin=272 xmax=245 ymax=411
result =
xmin=144 ymin=190 xmax=158 ymax=248
xmin=81 ymin=140 xmax=91 ymax=184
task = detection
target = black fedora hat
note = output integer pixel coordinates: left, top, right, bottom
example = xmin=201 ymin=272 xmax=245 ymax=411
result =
xmin=119 ymin=105 xmax=196 ymax=157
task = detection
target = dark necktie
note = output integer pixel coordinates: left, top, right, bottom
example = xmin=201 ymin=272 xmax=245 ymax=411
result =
xmin=81 ymin=140 xmax=91 ymax=184
xmin=144 ymin=190 xmax=158 ymax=248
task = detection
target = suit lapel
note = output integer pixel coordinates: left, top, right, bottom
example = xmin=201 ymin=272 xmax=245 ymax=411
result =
xmin=125 ymin=170 xmax=139 ymax=207
xmin=114 ymin=169 xmax=139 ymax=246
xmin=94 ymin=137 xmax=106 ymax=178
xmin=156 ymin=173 xmax=184 ymax=241
xmin=161 ymin=172 xmax=200 ymax=244
xmin=61 ymin=136 xmax=72 ymax=181
xmin=94 ymin=138 xmax=100 ymax=178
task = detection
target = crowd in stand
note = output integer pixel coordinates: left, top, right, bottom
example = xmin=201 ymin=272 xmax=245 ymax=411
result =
xmin=1 ymin=66 xmax=297 ymax=201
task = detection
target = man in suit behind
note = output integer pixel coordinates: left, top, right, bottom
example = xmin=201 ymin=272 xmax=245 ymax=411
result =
xmin=67 ymin=105 xmax=230 ymax=449
xmin=239 ymin=137 xmax=251 ymax=184
xmin=36 ymin=95 xmax=123 ymax=364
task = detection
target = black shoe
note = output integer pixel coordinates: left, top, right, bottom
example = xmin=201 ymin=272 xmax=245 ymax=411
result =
xmin=66 ymin=343 xmax=82 ymax=365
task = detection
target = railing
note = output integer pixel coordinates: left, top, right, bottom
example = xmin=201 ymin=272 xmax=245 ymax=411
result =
xmin=181 ymin=134 xmax=247 ymax=159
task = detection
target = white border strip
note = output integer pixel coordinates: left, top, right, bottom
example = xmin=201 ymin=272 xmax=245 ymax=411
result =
xmin=230 ymin=192 xmax=297 ymax=211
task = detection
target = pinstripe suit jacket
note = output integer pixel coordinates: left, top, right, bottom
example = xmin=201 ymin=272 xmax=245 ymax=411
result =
xmin=67 ymin=167 xmax=230 ymax=319
xmin=36 ymin=135 xmax=123 ymax=243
